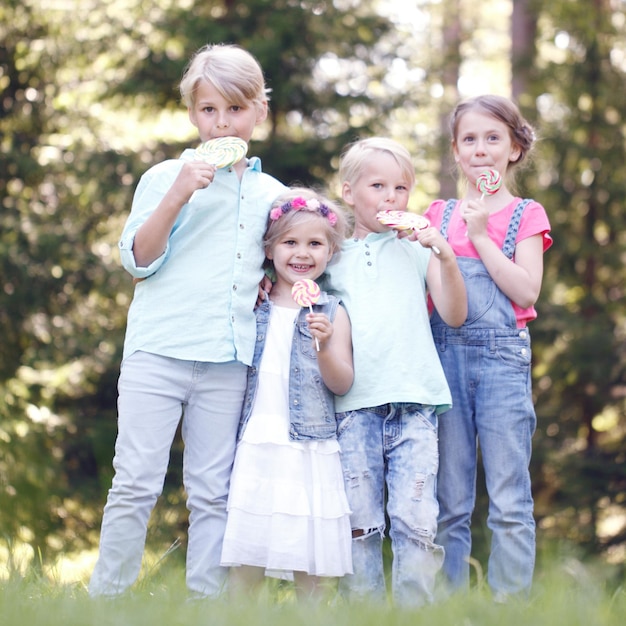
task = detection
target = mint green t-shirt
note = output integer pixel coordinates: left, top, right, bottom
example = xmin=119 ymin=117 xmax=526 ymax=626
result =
xmin=324 ymin=231 xmax=452 ymax=414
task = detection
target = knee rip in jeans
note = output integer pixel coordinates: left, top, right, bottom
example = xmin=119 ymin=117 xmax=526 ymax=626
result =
xmin=345 ymin=470 xmax=370 ymax=489
xmin=351 ymin=526 xmax=384 ymax=540
xmin=413 ymin=473 xmax=427 ymax=500
xmin=410 ymin=527 xmax=442 ymax=553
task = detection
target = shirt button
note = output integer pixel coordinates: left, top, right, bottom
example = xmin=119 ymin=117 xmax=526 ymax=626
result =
xmin=367 ymin=261 xmax=372 ymax=266
xmin=233 ymin=284 xmax=237 ymax=291
xmin=239 ymin=223 xmax=244 ymax=229
xmin=237 ymin=252 xmax=242 ymax=259
xmin=519 ymin=330 xmax=527 ymax=339
xmin=521 ymin=348 xmax=528 ymax=356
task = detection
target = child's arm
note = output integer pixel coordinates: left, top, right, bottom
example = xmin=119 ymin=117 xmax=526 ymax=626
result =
xmin=470 ymin=233 xmax=544 ymax=309
xmin=306 ymin=306 xmax=354 ymax=396
xmin=423 ymin=230 xmax=468 ymax=327
xmin=133 ymin=161 xmax=216 ymax=267
xmin=464 ymin=198 xmax=545 ymax=309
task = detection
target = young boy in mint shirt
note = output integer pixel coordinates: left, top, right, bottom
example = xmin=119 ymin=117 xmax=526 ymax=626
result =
xmin=324 ymin=137 xmax=466 ymax=607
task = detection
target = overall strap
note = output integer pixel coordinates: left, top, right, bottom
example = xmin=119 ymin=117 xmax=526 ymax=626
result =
xmin=440 ymin=199 xmax=457 ymax=239
xmin=501 ymin=199 xmax=533 ymax=259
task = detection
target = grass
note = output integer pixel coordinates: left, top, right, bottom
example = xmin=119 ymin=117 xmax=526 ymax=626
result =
xmin=0 ymin=555 xmax=624 ymax=626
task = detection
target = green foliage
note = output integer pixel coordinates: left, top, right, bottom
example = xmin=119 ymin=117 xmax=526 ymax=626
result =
xmin=1 ymin=0 xmax=625 ymax=577
xmin=0 ymin=0 xmax=408 ymax=567
xmin=521 ymin=0 xmax=626 ymax=560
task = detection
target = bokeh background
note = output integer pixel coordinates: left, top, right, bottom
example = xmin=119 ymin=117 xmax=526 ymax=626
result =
xmin=1 ymin=0 xmax=624 ymax=585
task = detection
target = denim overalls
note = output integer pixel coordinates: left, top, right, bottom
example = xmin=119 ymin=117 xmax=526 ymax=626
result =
xmin=239 ymin=293 xmax=340 ymax=441
xmin=431 ymin=199 xmax=537 ymax=598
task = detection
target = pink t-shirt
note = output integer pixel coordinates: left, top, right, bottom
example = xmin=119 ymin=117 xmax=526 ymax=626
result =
xmin=424 ymin=198 xmax=552 ymax=327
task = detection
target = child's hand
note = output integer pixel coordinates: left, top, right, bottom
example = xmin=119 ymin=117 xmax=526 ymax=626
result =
xmin=306 ymin=312 xmax=333 ymax=348
xmin=393 ymin=228 xmax=413 ymax=240
xmin=173 ymin=161 xmax=217 ymax=203
xmin=416 ymin=226 xmax=446 ymax=256
xmin=255 ymin=275 xmax=273 ymax=308
xmin=460 ymin=199 xmax=489 ymax=238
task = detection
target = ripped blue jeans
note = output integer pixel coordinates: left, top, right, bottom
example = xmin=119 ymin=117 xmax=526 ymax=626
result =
xmin=336 ymin=403 xmax=444 ymax=606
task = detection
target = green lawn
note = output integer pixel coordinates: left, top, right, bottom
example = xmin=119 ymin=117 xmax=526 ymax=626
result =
xmin=1 ymin=557 xmax=624 ymax=626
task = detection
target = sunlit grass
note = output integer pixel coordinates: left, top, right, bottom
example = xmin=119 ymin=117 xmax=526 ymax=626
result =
xmin=0 ymin=551 xmax=624 ymax=626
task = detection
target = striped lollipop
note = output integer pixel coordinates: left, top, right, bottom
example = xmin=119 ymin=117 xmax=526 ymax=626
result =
xmin=476 ymin=169 xmax=502 ymax=199
xmin=292 ymin=279 xmax=321 ymax=351
xmin=196 ymin=137 xmax=248 ymax=168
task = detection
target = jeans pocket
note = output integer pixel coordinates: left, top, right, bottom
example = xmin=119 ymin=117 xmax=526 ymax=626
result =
xmin=495 ymin=341 xmax=532 ymax=369
xmin=336 ymin=410 xmax=357 ymax=437
xmin=412 ymin=404 xmax=438 ymax=432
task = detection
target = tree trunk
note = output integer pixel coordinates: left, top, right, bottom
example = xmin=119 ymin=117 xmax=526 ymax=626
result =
xmin=439 ymin=0 xmax=462 ymax=199
xmin=511 ymin=0 xmax=538 ymax=101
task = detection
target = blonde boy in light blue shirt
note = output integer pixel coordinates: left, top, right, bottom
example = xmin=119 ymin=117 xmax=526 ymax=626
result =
xmin=89 ymin=44 xmax=286 ymax=600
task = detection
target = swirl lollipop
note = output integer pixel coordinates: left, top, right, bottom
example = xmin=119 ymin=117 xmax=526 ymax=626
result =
xmin=376 ymin=210 xmax=440 ymax=254
xmin=476 ymin=169 xmax=502 ymax=200
xmin=196 ymin=137 xmax=248 ymax=168
xmin=291 ymin=279 xmax=321 ymax=351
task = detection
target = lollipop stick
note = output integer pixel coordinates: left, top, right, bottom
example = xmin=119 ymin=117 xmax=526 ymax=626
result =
xmin=309 ymin=304 xmax=320 ymax=351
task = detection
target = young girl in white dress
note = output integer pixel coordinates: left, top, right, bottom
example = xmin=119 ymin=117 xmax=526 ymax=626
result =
xmin=221 ymin=188 xmax=354 ymax=601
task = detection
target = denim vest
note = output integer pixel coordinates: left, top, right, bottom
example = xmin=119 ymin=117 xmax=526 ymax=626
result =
xmin=239 ymin=292 xmax=340 ymax=442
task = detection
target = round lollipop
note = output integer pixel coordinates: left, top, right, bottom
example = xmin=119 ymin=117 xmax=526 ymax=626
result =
xmin=476 ymin=168 xmax=502 ymax=199
xmin=376 ymin=210 xmax=430 ymax=231
xmin=196 ymin=137 xmax=248 ymax=168
xmin=376 ymin=210 xmax=440 ymax=254
xmin=292 ymin=279 xmax=321 ymax=351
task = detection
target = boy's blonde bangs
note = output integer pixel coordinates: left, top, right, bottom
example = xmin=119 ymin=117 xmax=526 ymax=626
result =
xmin=339 ymin=137 xmax=416 ymax=189
xmin=180 ymin=44 xmax=269 ymax=109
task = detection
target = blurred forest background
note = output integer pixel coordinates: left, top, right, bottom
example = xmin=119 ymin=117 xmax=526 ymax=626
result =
xmin=1 ymin=0 xmax=625 ymax=584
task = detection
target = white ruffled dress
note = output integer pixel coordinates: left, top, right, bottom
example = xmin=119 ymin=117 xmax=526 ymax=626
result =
xmin=221 ymin=305 xmax=353 ymax=577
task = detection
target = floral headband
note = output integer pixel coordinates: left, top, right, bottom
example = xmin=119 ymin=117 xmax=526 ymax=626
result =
xmin=269 ymin=196 xmax=338 ymax=226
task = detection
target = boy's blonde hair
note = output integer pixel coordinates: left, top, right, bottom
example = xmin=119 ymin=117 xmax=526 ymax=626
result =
xmin=264 ymin=187 xmax=348 ymax=258
xmin=179 ymin=43 xmax=269 ymax=110
xmin=339 ymin=137 xmax=416 ymax=189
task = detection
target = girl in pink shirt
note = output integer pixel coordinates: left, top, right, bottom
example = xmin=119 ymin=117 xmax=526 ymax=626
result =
xmin=424 ymin=95 xmax=552 ymax=601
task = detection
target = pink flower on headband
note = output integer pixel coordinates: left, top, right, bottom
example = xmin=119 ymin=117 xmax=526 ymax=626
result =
xmin=291 ymin=196 xmax=308 ymax=208
xmin=269 ymin=194 xmax=339 ymax=226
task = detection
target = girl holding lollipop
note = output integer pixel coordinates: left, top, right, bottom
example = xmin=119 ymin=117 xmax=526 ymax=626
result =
xmin=221 ymin=188 xmax=354 ymax=601
xmin=424 ymin=95 xmax=552 ymax=601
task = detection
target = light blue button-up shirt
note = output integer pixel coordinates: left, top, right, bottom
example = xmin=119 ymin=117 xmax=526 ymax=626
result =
xmin=118 ymin=150 xmax=286 ymax=365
